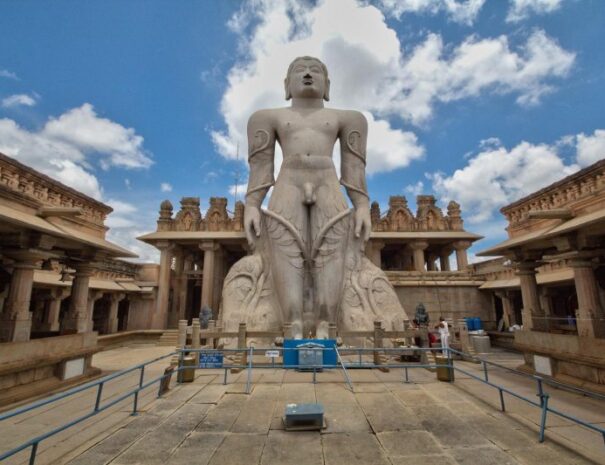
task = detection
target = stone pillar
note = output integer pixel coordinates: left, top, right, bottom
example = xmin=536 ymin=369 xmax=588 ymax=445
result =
xmin=453 ymin=241 xmax=471 ymax=270
xmin=168 ymin=248 xmax=184 ymax=329
xmin=409 ymin=241 xmax=429 ymax=272
xmin=42 ymin=287 xmax=70 ymax=332
xmin=570 ymin=259 xmax=605 ymax=338
xmin=366 ymin=241 xmax=385 ymax=268
xmin=177 ymin=319 xmax=187 ymax=348
xmin=212 ymin=246 xmax=225 ymax=314
xmin=86 ymin=290 xmax=105 ymax=332
xmin=108 ymin=293 xmax=126 ymax=334
xmin=439 ymin=247 xmax=453 ymax=272
xmin=426 ymin=253 xmax=437 ymax=271
xmin=496 ymin=291 xmax=516 ymax=327
xmin=516 ymin=261 xmax=543 ymax=331
xmin=153 ymin=241 xmax=173 ymax=329
xmin=61 ymin=264 xmax=94 ymax=334
xmin=200 ymin=242 xmax=219 ymax=311
xmin=191 ymin=318 xmax=201 ymax=363
xmin=0 ymin=255 xmax=44 ymax=342
xmin=178 ymin=255 xmax=192 ymax=321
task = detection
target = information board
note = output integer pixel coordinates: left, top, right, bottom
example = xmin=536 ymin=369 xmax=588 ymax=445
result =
xmin=265 ymin=350 xmax=280 ymax=358
xmin=199 ymin=352 xmax=224 ymax=368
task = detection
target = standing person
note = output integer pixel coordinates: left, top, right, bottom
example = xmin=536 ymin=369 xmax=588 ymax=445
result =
xmin=436 ymin=317 xmax=450 ymax=356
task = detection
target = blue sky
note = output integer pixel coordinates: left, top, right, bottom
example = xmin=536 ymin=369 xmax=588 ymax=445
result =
xmin=1 ymin=0 xmax=604 ymax=262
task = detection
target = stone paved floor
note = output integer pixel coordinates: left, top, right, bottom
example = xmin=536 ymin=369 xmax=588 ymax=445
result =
xmin=2 ymin=345 xmax=604 ymax=465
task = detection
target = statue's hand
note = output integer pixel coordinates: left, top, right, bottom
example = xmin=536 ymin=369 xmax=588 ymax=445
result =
xmin=354 ymin=207 xmax=371 ymax=243
xmin=244 ymin=204 xmax=261 ymax=247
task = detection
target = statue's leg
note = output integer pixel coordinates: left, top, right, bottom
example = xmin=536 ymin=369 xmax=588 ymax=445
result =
xmin=311 ymin=182 xmax=349 ymax=339
xmin=266 ymin=182 xmax=306 ymax=339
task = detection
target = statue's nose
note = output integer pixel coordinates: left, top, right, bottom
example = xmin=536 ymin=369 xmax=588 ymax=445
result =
xmin=303 ymin=73 xmax=312 ymax=79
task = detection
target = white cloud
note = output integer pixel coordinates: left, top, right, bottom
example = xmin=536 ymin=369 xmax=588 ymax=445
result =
xmin=105 ymin=198 xmax=159 ymax=263
xmin=428 ymin=138 xmax=583 ymax=224
xmin=214 ymin=0 xmax=574 ymax=174
xmin=507 ymin=0 xmax=563 ymax=22
xmin=228 ymin=182 xmax=248 ymax=199
xmin=379 ymin=0 xmax=485 ymax=25
xmin=576 ymin=129 xmax=605 ymax=167
xmin=405 ymin=180 xmax=425 ymax=196
xmin=0 ymin=70 xmax=18 ymax=80
xmin=160 ymin=182 xmax=173 ymax=192
xmin=2 ymin=94 xmax=37 ymax=108
xmin=0 ymin=104 xmax=152 ymax=200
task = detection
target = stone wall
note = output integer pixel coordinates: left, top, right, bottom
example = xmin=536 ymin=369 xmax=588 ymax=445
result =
xmin=393 ymin=284 xmax=494 ymax=328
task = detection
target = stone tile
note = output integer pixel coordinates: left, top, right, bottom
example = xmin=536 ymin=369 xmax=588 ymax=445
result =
xmin=250 ymin=383 xmax=280 ymax=400
xmin=322 ymin=432 xmax=391 ymax=465
xmin=111 ymin=426 xmax=193 ymax=465
xmin=230 ymin=400 xmax=275 ymax=433
xmin=260 ymin=430 xmax=323 ymax=465
xmin=510 ymin=444 xmax=597 ymax=465
xmin=377 ymin=431 xmax=442 ymax=456
xmin=207 ymin=434 xmax=266 ymax=465
xmin=413 ymin=405 xmax=491 ymax=448
xmin=467 ymin=415 xmax=536 ymax=450
xmin=353 ymin=382 xmax=389 ymax=393
xmin=388 ymin=455 xmax=459 ymax=465
xmin=449 ymin=446 xmax=522 ymax=465
xmin=315 ymin=383 xmax=356 ymax=404
xmin=393 ymin=389 xmax=436 ymax=407
xmin=323 ymin=400 xmax=371 ymax=433
xmin=167 ymin=432 xmax=225 ymax=465
xmin=161 ymin=403 xmax=210 ymax=430
xmin=356 ymin=392 xmax=422 ymax=432
xmin=189 ymin=384 xmax=229 ymax=404
xmin=278 ymin=383 xmax=316 ymax=404
xmin=195 ymin=406 xmax=241 ymax=432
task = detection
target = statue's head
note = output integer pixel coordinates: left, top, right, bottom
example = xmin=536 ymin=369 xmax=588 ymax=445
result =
xmin=284 ymin=56 xmax=330 ymax=101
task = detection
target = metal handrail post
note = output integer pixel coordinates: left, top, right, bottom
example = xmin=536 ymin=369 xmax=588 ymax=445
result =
xmin=28 ymin=442 xmax=38 ymax=465
xmin=403 ymin=367 xmax=410 ymax=384
xmin=177 ymin=349 xmax=184 ymax=384
xmin=245 ymin=347 xmax=254 ymax=394
xmin=482 ymin=361 xmax=489 ymax=382
xmin=498 ymin=388 xmax=506 ymax=412
xmin=536 ymin=378 xmax=545 ymax=407
xmin=132 ymin=366 xmax=145 ymax=416
xmin=539 ymin=393 xmax=550 ymax=442
xmin=358 ymin=348 xmax=362 ymax=367
xmin=335 ymin=346 xmax=354 ymax=392
xmin=94 ymin=382 xmax=104 ymax=412
xmin=223 ymin=367 xmax=228 ymax=385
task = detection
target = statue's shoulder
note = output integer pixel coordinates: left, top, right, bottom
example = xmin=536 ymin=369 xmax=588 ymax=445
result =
xmin=247 ymin=108 xmax=283 ymax=127
xmin=335 ymin=109 xmax=367 ymax=129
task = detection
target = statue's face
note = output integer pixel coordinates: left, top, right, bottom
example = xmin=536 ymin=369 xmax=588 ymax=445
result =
xmin=286 ymin=58 xmax=329 ymax=100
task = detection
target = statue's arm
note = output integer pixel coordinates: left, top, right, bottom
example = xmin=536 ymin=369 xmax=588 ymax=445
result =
xmin=339 ymin=110 xmax=371 ymax=242
xmin=244 ymin=110 xmax=276 ymax=245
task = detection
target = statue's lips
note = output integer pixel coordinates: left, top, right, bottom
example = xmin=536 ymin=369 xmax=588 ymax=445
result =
xmin=303 ymin=80 xmax=313 ymax=85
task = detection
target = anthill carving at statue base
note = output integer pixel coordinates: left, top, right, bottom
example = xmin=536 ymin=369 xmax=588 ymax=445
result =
xmin=219 ymin=56 xmax=407 ymax=346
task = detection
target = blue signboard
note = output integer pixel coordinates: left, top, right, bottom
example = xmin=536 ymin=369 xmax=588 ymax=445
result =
xmin=199 ymin=352 xmax=224 ymax=368
xmin=283 ymin=339 xmax=337 ymax=368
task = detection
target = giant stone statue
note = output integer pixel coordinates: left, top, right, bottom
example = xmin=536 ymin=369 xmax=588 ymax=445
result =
xmin=220 ymin=56 xmax=407 ymax=344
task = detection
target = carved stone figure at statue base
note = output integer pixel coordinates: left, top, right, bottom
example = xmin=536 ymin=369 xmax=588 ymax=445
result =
xmin=218 ymin=56 xmax=407 ymax=346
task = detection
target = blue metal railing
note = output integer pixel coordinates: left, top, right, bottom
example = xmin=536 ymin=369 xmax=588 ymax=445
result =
xmin=0 ymin=350 xmax=177 ymax=464
xmin=3 ymin=344 xmax=604 ymax=464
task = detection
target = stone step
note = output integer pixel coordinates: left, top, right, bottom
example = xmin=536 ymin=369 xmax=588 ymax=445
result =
xmin=157 ymin=330 xmax=179 ymax=346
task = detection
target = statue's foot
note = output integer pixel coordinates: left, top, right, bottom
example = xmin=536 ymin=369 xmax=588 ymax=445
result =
xmin=316 ymin=320 xmax=329 ymax=339
xmin=291 ymin=320 xmax=303 ymax=340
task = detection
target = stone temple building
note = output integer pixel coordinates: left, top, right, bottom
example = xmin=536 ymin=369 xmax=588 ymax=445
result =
xmin=476 ymin=159 xmax=605 ymax=392
xmin=138 ymin=194 xmax=486 ymax=329
xmin=0 ymin=152 xmax=158 ymax=403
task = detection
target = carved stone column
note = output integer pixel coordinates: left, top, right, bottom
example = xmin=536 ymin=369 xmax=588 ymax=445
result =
xmin=178 ymin=254 xmax=192 ymax=321
xmin=200 ymin=241 xmax=219 ymax=311
xmin=42 ymin=287 xmax=71 ymax=332
xmin=409 ymin=241 xmax=429 ymax=272
xmin=453 ymin=241 xmax=471 ymax=270
xmin=86 ymin=290 xmax=105 ymax=332
xmin=108 ymin=292 xmax=126 ymax=334
xmin=153 ymin=241 xmax=173 ymax=329
xmin=439 ymin=246 xmax=453 ymax=272
xmin=366 ymin=240 xmax=385 ymax=268
xmin=169 ymin=247 xmax=184 ymax=329
xmin=516 ymin=261 xmax=544 ymax=331
xmin=495 ymin=290 xmax=516 ymax=327
xmin=570 ymin=259 xmax=605 ymax=338
xmin=0 ymin=253 xmax=45 ymax=342
xmin=426 ymin=253 xmax=438 ymax=271
xmin=61 ymin=264 xmax=94 ymax=333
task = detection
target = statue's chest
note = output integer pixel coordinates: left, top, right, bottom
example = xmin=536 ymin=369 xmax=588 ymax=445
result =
xmin=277 ymin=113 xmax=340 ymax=140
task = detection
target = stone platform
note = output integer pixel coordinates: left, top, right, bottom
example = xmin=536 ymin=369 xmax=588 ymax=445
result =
xmin=64 ymin=365 xmax=598 ymax=465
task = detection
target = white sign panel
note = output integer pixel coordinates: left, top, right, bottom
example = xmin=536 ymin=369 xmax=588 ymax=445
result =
xmin=265 ymin=350 xmax=280 ymax=358
xmin=63 ymin=357 xmax=85 ymax=380
xmin=533 ymin=355 xmax=552 ymax=377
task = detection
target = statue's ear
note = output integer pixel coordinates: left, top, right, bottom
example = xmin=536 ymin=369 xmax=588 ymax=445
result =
xmin=323 ymin=78 xmax=330 ymax=101
xmin=284 ymin=78 xmax=291 ymax=101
